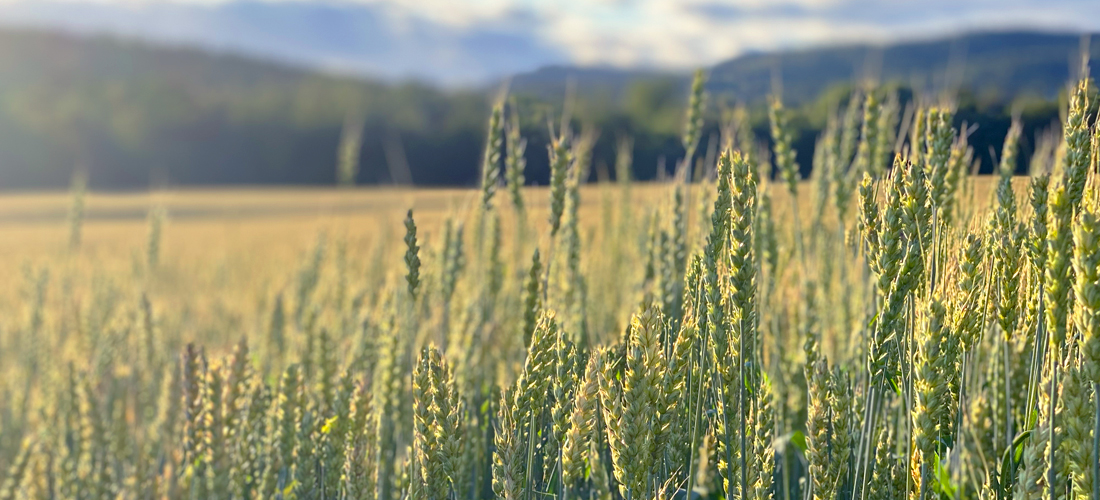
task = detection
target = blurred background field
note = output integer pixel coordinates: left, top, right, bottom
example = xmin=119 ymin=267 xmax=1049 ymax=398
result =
xmin=0 ymin=174 xmax=1003 ymax=356
xmin=0 ymin=184 xmax=660 ymax=351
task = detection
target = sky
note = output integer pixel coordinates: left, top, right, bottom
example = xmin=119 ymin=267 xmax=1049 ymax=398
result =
xmin=1 ymin=0 xmax=1098 ymax=86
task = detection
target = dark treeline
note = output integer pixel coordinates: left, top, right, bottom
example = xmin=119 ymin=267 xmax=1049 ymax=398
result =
xmin=0 ymin=28 xmax=1086 ymax=191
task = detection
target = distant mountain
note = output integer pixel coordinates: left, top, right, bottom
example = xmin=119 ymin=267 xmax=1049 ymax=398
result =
xmin=512 ymin=31 xmax=1099 ymax=106
xmin=0 ymin=0 xmax=567 ymax=87
xmin=710 ymin=31 xmax=1099 ymax=105
xmin=4 ymin=0 xmax=1094 ymax=99
xmin=0 ymin=28 xmax=314 ymax=91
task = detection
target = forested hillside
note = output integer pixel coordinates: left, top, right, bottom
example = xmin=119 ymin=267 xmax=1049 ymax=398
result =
xmin=0 ymin=28 xmax=1090 ymax=190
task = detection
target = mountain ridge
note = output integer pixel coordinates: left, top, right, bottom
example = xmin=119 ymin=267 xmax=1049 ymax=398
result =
xmin=0 ymin=0 xmax=566 ymax=87
xmin=511 ymin=30 xmax=1099 ymax=105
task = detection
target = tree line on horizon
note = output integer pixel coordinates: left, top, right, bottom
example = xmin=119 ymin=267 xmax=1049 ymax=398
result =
xmin=0 ymin=28 xmax=1089 ymax=191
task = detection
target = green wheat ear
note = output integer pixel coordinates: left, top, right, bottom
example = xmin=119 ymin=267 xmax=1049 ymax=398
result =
xmin=1062 ymin=78 xmax=1091 ymax=211
xmin=521 ymin=249 xmax=542 ymax=348
xmin=480 ymin=101 xmax=504 ymax=211
xmin=405 ymin=209 xmax=421 ymax=300
xmin=1046 ymin=181 xmax=1073 ymax=350
xmin=855 ymin=91 xmax=880 ymax=178
xmin=562 ymin=353 xmax=600 ymax=488
xmin=505 ymin=98 xmax=527 ymax=214
xmin=804 ymin=353 xmax=832 ymax=500
xmin=1074 ymin=209 xmax=1100 ymax=383
xmin=1060 ymin=360 xmax=1094 ymax=496
xmin=493 ymin=387 xmax=524 ymax=500
xmin=548 ymin=136 xmax=572 ymax=237
xmin=682 ymin=69 xmax=706 ymax=160
xmin=769 ymin=97 xmax=800 ymax=196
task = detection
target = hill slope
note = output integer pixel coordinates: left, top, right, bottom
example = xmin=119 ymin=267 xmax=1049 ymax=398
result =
xmin=0 ymin=29 xmax=490 ymax=190
xmin=0 ymin=0 xmax=566 ymax=86
xmin=513 ymin=31 xmax=1098 ymax=105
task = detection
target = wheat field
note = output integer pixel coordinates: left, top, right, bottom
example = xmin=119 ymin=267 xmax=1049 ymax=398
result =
xmin=0 ymin=69 xmax=1096 ymax=500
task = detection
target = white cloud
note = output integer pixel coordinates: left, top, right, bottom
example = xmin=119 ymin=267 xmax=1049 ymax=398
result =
xmin=325 ymin=0 xmax=1100 ymax=70
xmin=524 ymin=0 xmax=1100 ymax=69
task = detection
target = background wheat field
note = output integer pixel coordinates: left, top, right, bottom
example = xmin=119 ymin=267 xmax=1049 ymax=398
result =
xmin=0 ymin=184 xmax=671 ymax=340
xmin=0 ymin=178 xmax=1000 ymax=357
